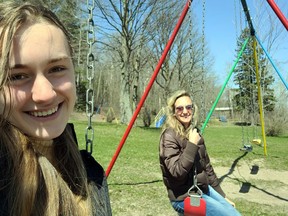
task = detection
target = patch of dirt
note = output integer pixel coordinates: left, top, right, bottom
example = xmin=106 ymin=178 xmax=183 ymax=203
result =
xmin=214 ymin=159 xmax=288 ymax=209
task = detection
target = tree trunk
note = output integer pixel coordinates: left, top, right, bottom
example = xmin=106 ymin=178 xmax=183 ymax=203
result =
xmin=120 ymin=72 xmax=133 ymax=124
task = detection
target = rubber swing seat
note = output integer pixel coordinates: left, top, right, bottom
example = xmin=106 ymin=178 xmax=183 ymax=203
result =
xmin=184 ymin=195 xmax=206 ymax=216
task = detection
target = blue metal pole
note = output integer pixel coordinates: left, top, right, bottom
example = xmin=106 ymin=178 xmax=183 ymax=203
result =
xmin=255 ymin=34 xmax=288 ymax=90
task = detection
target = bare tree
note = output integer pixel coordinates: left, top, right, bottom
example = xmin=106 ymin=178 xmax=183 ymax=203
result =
xmin=94 ymin=0 xmax=159 ymax=124
xmin=147 ymin=0 xmax=214 ymax=105
xmin=92 ymin=1 xmax=218 ymax=123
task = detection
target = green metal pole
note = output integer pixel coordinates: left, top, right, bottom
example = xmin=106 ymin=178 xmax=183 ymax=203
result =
xmin=201 ymin=37 xmax=250 ymax=133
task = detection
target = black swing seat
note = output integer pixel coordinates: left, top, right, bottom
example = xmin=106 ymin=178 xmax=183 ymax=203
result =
xmin=240 ymin=144 xmax=253 ymax=152
xmin=67 ymin=123 xmax=112 ymax=215
xmin=67 ymin=123 xmax=105 ymax=187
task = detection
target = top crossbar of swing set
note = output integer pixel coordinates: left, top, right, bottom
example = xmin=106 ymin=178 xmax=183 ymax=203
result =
xmin=105 ymin=0 xmax=288 ymax=177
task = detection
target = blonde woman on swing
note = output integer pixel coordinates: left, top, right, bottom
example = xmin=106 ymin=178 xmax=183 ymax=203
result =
xmin=159 ymin=90 xmax=241 ymax=216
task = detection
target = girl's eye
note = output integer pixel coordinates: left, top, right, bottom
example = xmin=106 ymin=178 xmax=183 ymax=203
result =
xmin=50 ymin=66 xmax=66 ymax=73
xmin=9 ymin=73 xmax=28 ymax=82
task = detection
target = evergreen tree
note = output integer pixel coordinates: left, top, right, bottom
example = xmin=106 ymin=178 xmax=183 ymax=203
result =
xmin=233 ymin=28 xmax=276 ymax=123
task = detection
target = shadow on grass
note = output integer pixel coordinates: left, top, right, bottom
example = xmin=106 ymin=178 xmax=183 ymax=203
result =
xmin=109 ymin=179 xmax=162 ymax=186
xmin=249 ymin=183 xmax=288 ymax=202
xmin=231 ymin=178 xmax=288 ymax=202
xmin=219 ymin=152 xmax=288 ymax=202
xmin=219 ymin=152 xmax=248 ymax=183
xmin=139 ymin=126 xmax=162 ymax=131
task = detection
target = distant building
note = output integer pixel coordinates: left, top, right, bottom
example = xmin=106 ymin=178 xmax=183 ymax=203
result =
xmin=214 ymin=107 xmax=233 ymax=119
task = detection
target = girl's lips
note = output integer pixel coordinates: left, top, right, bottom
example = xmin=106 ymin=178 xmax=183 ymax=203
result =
xmin=27 ymin=103 xmax=61 ymax=117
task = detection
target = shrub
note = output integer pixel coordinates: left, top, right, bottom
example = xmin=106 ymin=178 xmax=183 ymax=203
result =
xmin=265 ymin=105 xmax=288 ymax=136
xmin=142 ymin=107 xmax=151 ymax=127
xmin=106 ymin=108 xmax=115 ymax=123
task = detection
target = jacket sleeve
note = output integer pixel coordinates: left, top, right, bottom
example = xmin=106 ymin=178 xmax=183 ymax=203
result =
xmin=159 ymin=128 xmax=199 ymax=179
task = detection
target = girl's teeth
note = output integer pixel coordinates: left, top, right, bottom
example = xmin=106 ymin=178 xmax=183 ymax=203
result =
xmin=30 ymin=106 xmax=58 ymax=117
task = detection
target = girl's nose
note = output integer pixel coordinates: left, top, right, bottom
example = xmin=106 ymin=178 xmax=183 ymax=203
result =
xmin=31 ymin=75 xmax=56 ymax=104
xmin=183 ymin=107 xmax=189 ymax=113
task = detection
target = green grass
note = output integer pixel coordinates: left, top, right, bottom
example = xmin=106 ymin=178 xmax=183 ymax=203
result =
xmin=203 ymin=125 xmax=288 ymax=170
xmin=70 ymin=119 xmax=288 ymax=215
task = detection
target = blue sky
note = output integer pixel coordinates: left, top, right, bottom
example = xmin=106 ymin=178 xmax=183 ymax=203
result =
xmin=192 ymin=0 xmax=288 ymax=85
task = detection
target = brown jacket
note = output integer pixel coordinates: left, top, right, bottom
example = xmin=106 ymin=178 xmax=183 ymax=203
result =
xmin=159 ymin=128 xmax=225 ymax=201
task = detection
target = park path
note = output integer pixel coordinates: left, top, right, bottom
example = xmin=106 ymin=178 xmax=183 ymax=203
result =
xmin=215 ymin=158 xmax=288 ymax=209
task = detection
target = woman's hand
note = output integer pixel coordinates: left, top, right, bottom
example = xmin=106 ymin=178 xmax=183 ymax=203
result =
xmin=188 ymin=128 xmax=201 ymax=145
xmin=225 ymin=197 xmax=236 ymax=207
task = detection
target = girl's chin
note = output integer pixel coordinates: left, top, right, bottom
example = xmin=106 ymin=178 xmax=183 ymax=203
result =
xmin=181 ymin=121 xmax=191 ymax=127
xmin=181 ymin=118 xmax=191 ymax=122
xmin=25 ymin=127 xmax=65 ymax=140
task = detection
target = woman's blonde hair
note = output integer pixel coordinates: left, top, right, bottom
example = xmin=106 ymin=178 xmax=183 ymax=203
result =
xmin=0 ymin=2 xmax=98 ymax=215
xmin=162 ymin=90 xmax=199 ymax=137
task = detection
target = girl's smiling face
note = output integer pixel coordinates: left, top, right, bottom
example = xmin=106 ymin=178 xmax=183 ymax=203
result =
xmin=174 ymin=96 xmax=193 ymax=129
xmin=2 ymin=22 xmax=76 ymax=140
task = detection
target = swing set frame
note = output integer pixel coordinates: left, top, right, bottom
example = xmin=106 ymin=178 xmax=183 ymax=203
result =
xmin=103 ymin=0 xmax=288 ymax=177
xmin=200 ymin=0 xmax=288 ymax=157
xmin=79 ymin=0 xmax=288 ymax=215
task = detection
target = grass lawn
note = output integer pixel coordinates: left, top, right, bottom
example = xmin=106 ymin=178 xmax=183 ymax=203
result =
xmin=70 ymin=116 xmax=288 ymax=216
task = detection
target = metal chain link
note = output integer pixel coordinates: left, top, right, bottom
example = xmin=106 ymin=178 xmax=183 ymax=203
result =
xmin=200 ymin=0 xmax=206 ymax=125
xmin=234 ymin=0 xmax=238 ymax=39
xmin=188 ymin=0 xmax=194 ymax=98
xmin=85 ymin=0 xmax=96 ymax=155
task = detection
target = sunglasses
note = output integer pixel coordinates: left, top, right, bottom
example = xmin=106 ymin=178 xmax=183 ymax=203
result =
xmin=175 ymin=104 xmax=194 ymax=113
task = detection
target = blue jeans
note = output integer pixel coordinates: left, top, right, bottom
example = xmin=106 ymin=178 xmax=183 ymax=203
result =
xmin=171 ymin=186 xmax=242 ymax=216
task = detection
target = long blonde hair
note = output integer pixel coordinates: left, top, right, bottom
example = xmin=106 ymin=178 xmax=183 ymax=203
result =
xmin=162 ymin=90 xmax=199 ymax=137
xmin=0 ymin=2 xmax=96 ymax=215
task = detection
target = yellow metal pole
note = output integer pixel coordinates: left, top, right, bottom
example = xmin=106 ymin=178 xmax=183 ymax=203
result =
xmin=253 ymin=37 xmax=268 ymax=156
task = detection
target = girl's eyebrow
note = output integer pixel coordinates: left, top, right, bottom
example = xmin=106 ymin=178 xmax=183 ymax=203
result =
xmin=10 ymin=56 xmax=70 ymax=70
xmin=49 ymin=56 xmax=70 ymax=64
xmin=10 ymin=63 xmax=29 ymax=70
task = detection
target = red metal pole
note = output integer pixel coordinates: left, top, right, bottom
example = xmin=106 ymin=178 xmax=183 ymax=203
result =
xmin=105 ymin=0 xmax=192 ymax=177
xmin=267 ymin=0 xmax=288 ymax=31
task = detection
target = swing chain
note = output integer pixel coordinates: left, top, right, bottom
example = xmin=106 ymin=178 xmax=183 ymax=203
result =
xmin=187 ymin=166 xmax=203 ymax=197
xmin=85 ymin=0 xmax=96 ymax=155
xmin=188 ymin=0 xmax=193 ymax=96
xmin=200 ymin=0 xmax=206 ymax=126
